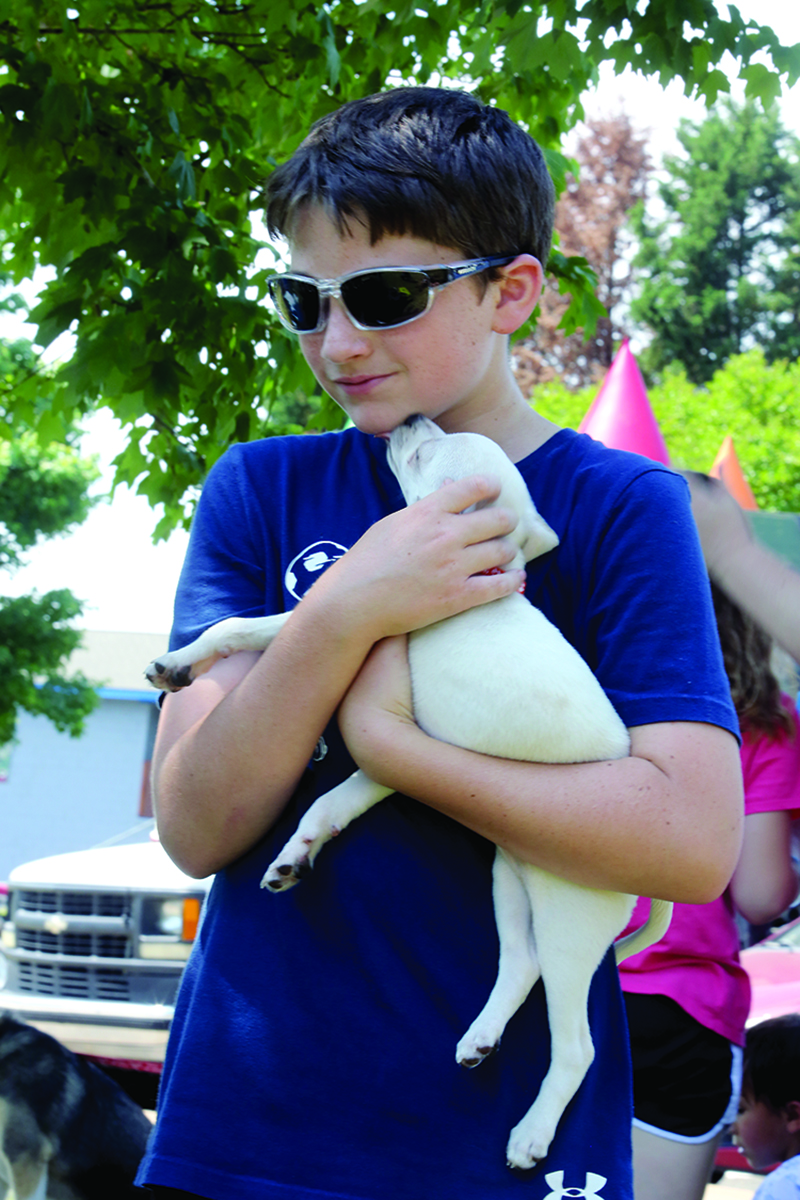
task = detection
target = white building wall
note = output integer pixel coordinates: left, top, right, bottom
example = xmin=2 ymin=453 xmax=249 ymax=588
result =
xmin=0 ymin=696 xmax=158 ymax=880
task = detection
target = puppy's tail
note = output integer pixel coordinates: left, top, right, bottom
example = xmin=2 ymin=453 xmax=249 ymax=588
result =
xmin=614 ymin=899 xmax=673 ymax=965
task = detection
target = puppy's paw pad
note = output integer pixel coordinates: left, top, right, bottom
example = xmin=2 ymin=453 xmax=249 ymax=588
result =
xmin=260 ymin=857 xmax=311 ymax=892
xmin=144 ymin=658 xmax=194 ymax=692
xmin=456 ymin=1033 xmax=500 ymax=1068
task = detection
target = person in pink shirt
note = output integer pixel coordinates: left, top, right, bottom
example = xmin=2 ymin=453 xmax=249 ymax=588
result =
xmin=620 ymin=580 xmax=800 ymax=1200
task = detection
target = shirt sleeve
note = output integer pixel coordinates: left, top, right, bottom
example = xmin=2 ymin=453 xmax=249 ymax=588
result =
xmin=571 ymin=465 xmax=738 ymax=736
xmin=754 ymin=1157 xmax=800 ymax=1200
xmin=168 ymin=444 xmax=273 ymax=652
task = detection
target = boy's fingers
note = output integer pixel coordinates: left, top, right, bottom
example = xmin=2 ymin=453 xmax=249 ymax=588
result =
xmin=437 ymin=473 xmax=502 ymax=512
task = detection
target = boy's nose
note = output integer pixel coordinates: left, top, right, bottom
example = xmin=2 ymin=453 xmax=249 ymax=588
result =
xmin=320 ymin=298 xmax=372 ymax=362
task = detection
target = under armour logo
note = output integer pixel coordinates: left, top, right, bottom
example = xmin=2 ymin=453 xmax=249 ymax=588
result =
xmin=544 ymin=1171 xmax=607 ymax=1199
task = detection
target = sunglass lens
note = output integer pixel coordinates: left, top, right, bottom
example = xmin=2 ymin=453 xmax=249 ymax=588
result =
xmin=270 ymin=278 xmax=321 ymax=332
xmin=342 ymin=271 xmax=430 ymax=328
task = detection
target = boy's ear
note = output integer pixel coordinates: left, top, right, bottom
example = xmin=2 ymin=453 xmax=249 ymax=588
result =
xmin=491 ymin=254 xmax=544 ymax=335
xmin=784 ymin=1100 xmax=800 ymax=1132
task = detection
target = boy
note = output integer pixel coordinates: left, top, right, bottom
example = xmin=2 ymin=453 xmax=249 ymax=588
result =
xmin=136 ymin=87 xmax=742 ymax=1200
xmin=733 ymin=1015 xmax=800 ymax=1197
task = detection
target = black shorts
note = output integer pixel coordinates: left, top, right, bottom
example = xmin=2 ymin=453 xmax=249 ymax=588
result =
xmin=624 ymin=993 xmax=742 ymax=1142
xmin=142 ymin=1191 xmax=212 ymax=1199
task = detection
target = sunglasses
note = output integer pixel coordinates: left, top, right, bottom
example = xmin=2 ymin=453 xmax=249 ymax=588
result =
xmin=266 ymin=254 xmax=517 ymax=334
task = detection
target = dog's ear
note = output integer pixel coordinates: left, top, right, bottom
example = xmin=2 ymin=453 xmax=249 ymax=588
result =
xmin=517 ymin=496 xmax=559 ymax=563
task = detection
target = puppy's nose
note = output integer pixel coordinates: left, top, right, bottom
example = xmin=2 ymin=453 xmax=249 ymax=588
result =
xmin=402 ymin=414 xmax=425 ymax=428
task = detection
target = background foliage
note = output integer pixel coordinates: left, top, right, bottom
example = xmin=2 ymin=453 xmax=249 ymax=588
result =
xmin=631 ymin=99 xmax=800 ymax=383
xmin=1 ymin=0 xmax=797 ymax=536
xmin=514 ymin=111 xmax=651 ymax=392
xmin=532 ymin=348 xmax=800 ymax=513
xmin=0 ymin=424 xmax=100 ymax=742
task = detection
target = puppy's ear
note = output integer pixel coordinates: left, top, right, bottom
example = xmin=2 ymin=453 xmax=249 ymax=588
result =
xmin=518 ymin=499 xmax=559 ymax=563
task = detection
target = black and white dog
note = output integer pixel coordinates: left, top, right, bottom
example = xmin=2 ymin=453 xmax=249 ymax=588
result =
xmin=0 ymin=1016 xmax=151 ymax=1200
xmin=147 ymin=415 xmax=671 ymax=1170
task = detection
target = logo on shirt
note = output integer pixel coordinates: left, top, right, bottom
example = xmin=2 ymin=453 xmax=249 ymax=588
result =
xmin=544 ymin=1171 xmax=608 ymax=1200
xmin=285 ymin=540 xmax=348 ymax=601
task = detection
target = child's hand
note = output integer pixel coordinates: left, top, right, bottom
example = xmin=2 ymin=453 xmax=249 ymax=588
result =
xmin=310 ymin=474 xmax=527 ymax=642
xmin=681 ymin=471 xmax=752 ymax=574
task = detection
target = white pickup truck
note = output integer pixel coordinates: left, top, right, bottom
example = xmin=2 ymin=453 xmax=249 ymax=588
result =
xmin=0 ymin=834 xmax=211 ymax=1105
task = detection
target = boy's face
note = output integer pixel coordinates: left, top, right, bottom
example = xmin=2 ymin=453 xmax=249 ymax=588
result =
xmin=733 ymin=1089 xmax=793 ymax=1171
xmin=288 ymin=205 xmax=514 ymax=437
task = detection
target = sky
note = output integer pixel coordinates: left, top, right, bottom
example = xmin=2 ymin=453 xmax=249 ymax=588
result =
xmin=2 ymin=0 xmax=800 ymax=636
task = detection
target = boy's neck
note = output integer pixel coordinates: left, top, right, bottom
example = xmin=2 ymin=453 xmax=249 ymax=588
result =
xmin=437 ymin=387 xmax=561 ymax=464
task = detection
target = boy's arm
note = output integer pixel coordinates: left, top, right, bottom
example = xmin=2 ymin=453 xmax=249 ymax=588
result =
xmin=338 ymin=635 xmax=744 ymax=904
xmin=152 ymin=476 xmax=524 ymax=878
xmin=684 ymin=471 xmax=800 ymax=662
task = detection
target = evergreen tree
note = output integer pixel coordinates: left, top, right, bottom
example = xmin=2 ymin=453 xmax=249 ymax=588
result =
xmin=631 ymin=100 xmax=800 ymax=383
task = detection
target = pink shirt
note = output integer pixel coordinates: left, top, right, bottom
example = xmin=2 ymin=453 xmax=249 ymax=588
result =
xmin=619 ymin=699 xmax=800 ymax=1045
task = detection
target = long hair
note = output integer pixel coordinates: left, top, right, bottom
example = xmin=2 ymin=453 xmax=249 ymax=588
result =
xmin=711 ymin=579 xmax=793 ymax=739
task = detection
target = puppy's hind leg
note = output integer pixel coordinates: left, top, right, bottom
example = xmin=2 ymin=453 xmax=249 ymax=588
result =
xmin=504 ymin=874 xmax=635 ymax=1171
xmin=456 ymin=849 xmax=541 ymax=1068
xmin=261 ymin=771 xmax=394 ymax=892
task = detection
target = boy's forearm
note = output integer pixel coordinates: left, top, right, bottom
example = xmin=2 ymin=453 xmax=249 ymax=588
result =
xmin=345 ymin=715 xmax=743 ymax=903
xmin=152 ymin=591 xmax=379 ymax=878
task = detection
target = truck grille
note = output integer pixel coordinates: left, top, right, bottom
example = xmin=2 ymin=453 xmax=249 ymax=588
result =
xmin=16 ymin=929 xmax=129 ymax=958
xmin=18 ymin=963 xmax=130 ymax=1001
xmin=11 ymin=889 xmax=135 ymax=1001
xmin=18 ymin=890 xmax=130 ymax=918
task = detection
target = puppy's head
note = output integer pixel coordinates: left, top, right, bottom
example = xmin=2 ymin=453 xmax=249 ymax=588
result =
xmin=387 ymin=415 xmax=559 ymax=566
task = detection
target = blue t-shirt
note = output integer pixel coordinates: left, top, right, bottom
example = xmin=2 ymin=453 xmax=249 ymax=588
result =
xmin=138 ymin=426 xmax=737 ymax=1200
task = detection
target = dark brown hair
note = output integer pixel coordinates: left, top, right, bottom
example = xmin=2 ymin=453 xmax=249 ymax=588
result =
xmin=711 ymin=579 xmax=793 ymax=739
xmin=265 ymin=87 xmax=555 ymax=271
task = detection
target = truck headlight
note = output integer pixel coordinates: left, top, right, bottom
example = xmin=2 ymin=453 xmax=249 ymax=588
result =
xmin=139 ymin=896 xmax=203 ymax=959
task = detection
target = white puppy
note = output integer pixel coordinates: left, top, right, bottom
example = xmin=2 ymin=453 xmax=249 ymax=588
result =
xmin=146 ymin=415 xmax=671 ymax=1171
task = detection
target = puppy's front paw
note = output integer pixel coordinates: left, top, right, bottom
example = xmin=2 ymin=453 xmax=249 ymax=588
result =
xmin=260 ymin=824 xmax=340 ymax=893
xmin=145 ymin=655 xmax=196 ymax=692
xmin=456 ymin=1028 xmax=501 ymax=1069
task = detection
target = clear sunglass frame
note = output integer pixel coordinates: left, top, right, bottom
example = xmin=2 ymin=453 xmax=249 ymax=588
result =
xmin=266 ymin=255 xmax=517 ymax=334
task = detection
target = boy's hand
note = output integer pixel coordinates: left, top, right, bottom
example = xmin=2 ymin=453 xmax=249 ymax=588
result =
xmin=312 ymin=474 xmax=527 ymax=643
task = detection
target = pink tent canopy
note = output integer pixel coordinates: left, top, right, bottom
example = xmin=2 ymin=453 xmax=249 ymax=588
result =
xmin=710 ymin=435 xmax=759 ymax=510
xmin=579 ymin=339 xmax=670 ymax=465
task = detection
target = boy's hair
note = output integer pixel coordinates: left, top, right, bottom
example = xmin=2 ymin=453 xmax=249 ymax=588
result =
xmin=743 ymin=1014 xmax=800 ymax=1111
xmin=266 ymin=87 xmax=555 ymax=272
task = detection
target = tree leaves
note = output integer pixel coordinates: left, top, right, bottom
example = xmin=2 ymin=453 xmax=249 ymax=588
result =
xmin=0 ymin=590 xmax=99 ymax=744
xmin=0 ymin=0 xmax=797 ymax=534
xmin=0 ymin=424 xmax=100 ymax=741
xmin=532 ymin=349 xmax=800 ymax=514
xmin=631 ymin=99 xmax=800 ymax=384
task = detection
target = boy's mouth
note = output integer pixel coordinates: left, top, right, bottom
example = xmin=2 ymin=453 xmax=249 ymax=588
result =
xmin=331 ymin=372 xmax=392 ymax=393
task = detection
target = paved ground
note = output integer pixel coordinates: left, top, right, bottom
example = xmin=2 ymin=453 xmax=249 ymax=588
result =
xmin=705 ymin=1170 xmax=761 ymax=1198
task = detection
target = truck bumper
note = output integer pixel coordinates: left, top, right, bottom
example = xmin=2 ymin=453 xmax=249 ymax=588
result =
xmin=0 ymin=989 xmax=173 ymax=1064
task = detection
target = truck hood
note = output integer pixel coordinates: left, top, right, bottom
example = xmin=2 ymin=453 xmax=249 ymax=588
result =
xmin=9 ymin=841 xmax=213 ymax=891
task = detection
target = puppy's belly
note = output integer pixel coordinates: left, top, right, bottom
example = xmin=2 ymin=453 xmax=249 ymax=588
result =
xmin=408 ymin=596 xmax=629 ymax=764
